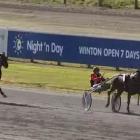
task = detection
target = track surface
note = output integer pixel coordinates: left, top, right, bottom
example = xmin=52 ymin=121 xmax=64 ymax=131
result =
xmin=0 ymin=87 xmax=139 ymax=140
xmin=0 ymin=3 xmax=140 ymax=39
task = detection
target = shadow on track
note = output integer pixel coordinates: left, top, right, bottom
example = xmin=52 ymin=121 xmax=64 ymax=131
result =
xmin=0 ymin=101 xmax=48 ymax=110
xmin=118 ymin=111 xmax=140 ymax=117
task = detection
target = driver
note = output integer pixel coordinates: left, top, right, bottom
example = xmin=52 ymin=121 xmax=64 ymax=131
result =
xmin=90 ymin=67 xmax=105 ymax=87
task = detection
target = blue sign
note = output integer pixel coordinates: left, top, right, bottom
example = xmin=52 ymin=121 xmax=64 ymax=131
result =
xmin=8 ymin=30 xmax=140 ymax=68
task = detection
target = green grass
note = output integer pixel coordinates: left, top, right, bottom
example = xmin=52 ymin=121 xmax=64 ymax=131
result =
xmin=102 ymin=0 xmax=134 ymax=8
xmin=16 ymin=0 xmax=136 ymax=8
xmin=1 ymin=61 xmax=131 ymax=92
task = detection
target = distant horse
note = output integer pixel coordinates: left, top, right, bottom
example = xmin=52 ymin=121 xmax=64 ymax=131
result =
xmin=106 ymin=71 xmax=140 ymax=113
xmin=0 ymin=53 xmax=8 ymax=97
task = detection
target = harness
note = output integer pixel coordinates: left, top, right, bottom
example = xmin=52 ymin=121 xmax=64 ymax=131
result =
xmin=121 ymin=73 xmax=136 ymax=82
xmin=119 ymin=74 xmax=130 ymax=91
xmin=122 ymin=74 xmax=126 ymax=82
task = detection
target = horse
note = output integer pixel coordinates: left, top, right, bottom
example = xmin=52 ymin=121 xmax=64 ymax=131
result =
xmin=105 ymin=71 xmax=140 ymax=113
xmin=0 ymin=53 xmax=8 ymax=98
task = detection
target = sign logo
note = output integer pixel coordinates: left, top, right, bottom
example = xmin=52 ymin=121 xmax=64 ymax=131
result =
xmin=13 ymin=35 xmax=24 ymax=55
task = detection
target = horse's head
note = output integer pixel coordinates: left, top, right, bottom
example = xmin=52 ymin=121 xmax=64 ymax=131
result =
xmin=0 ymin=53 xmax=8 ymax=68
xmin=129 ymin=70 xmax=140 ymax=84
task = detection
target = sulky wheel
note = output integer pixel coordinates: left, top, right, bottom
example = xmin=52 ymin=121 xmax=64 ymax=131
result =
xmin=82 ymin=91 xmax=92 ymax=111
xmin=111 ymin=92 xmax=121 ymax=113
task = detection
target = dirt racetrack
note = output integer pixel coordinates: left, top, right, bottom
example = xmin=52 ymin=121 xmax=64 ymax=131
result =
xmin=0 ymin=2 xmax=140 ymax=39
xmin=0 ymin=3 xmax=140 ymax=140
xmin=0 ymin=87 xmax=139 ymax=140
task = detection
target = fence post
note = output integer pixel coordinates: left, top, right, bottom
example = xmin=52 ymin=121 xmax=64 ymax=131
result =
xmin=57 ymin=61 xmax=61 ymax=66
xmin=134 ymin=0 xmax=139 ymax=9
xmin=87 ymin=64 xmax=92 ymax=68
xmin=116 ymin=67 xmax=120 ymax=71
xmin=30 ymin=59 xmax=34 ymax=63
xmin=98 ymin=0 xmax=103 ymax=7
xmin=64 ymin=0 xmax=67 ymax=5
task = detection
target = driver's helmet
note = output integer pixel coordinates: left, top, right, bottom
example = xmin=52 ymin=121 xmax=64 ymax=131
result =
xmin=93 ymin=67 xmax=100 ymax=73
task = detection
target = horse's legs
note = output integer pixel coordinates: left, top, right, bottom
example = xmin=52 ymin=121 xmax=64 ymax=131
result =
xmin=137 ymin=94 xmax=140 ymax=106
xmin=0 ymin=88 xmax=7 ymax=98
xmin=106 ymin=87 xmax=115 ymax=107
xmin=127 ymin=94 xmax=131 ymax=113
xmin=105 ymin=90 xmax=111 ymax=107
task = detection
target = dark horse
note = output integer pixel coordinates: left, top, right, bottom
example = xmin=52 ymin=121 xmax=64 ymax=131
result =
xmin=106 ymin=71 xmax=140 ymax=113
xmin=0 ymin=53 xmax=8 ymax=97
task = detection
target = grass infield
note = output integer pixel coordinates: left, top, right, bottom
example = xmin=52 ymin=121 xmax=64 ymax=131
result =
xmin=1 ymin=61 xmax=134 ymax=92
xmin=16 ymin=0 xmax=135 ymax=8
